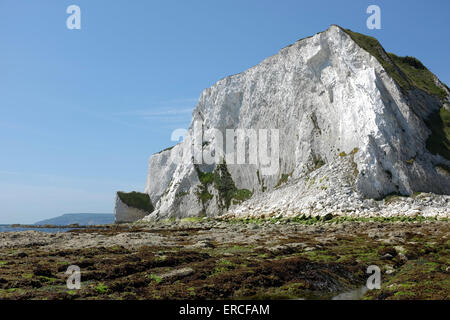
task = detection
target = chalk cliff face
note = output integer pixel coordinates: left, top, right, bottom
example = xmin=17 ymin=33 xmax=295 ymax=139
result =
xmin=142 ymin=25 xmax=450 ymax=220
xmin=114 ymin=192 xmax=154 ymax=223
xmin=114 ymin=194 xmax=149 ymax=223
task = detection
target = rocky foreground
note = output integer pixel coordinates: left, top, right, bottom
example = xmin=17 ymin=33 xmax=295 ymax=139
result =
xmin=0 ymin=217 xmax=448 ymax=300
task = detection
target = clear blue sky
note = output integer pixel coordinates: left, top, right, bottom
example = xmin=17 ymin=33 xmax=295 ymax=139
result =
xmin=0 ymin=0 xmax=448 ymax=223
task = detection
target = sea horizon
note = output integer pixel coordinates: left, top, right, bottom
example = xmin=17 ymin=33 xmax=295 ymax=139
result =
xmin=0 ymin=224 xmax=71 ymax=233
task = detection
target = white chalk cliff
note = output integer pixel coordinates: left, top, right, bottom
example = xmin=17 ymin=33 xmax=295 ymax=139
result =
xmin=114 ymin=193 xmax=150 ymax=223
xmin=141 ymin=25 xmax=450 ymax=221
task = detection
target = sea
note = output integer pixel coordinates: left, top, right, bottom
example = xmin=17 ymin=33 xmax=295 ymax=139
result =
xmin=0 ymin=224 xmax=71 ymax=233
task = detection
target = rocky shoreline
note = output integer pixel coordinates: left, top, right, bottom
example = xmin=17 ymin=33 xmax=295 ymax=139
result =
xmin=0 ymin=217 xmax=448 ymax=300
xmin=225 ymin=162 xmax=450 ymax=220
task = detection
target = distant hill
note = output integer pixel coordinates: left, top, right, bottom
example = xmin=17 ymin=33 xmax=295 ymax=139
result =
xmin=35 ymin=213 xmax=114 ymax=226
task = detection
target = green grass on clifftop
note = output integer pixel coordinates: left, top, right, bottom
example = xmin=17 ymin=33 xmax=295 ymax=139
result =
xmin=117 ymin=191 xmax=154 ymax=213
xmin=389 ymin=53 xmax=446 ymax=98
xmin=343 ymin=28 xmax=447 ymax=100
